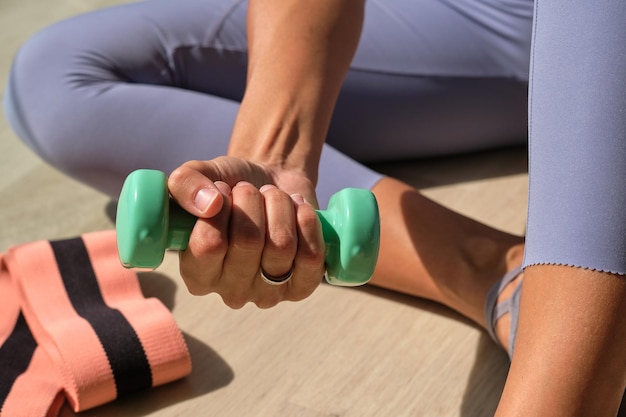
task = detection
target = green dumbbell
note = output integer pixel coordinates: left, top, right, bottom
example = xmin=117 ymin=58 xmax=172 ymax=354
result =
xmin=115 ymin=169 xmax=380 ymax=286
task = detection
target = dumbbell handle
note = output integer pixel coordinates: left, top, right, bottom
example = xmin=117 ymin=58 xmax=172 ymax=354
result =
xmin=116 ymin=170 xmax=380 ymax=286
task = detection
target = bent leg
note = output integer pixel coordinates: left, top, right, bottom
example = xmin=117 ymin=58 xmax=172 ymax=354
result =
xmin=5 ymin=0 xmax=533 ymax=336
xmin=499 ymin=0 xmax=626 ymax=415
xmin=4 ymin=0 xmax=532 ymax=203
xmin=524 ymin=0 xmax=626 ymax=275
xmin=329 ymin=0 xmax=532 ymax=160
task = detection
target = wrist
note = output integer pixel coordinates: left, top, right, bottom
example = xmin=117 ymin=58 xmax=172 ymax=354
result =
xmin=227 ymin=90 xmax=324 ymax=183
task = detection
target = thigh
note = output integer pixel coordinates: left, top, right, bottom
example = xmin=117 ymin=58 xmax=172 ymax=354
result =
xmin=356 ymin=0 xmax=534 ymax=80
xmin=327 ymin=0 xmax=534 ymax=160
xmin=5 ymin=0 xmax=534 ymax=200
xmin=329 ymin=72 xmax=529 ymax=160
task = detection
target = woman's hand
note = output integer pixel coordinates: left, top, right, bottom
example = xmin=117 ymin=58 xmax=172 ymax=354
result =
xmin=166 ymin=0 xmax=364 ymax=308
xmin=168 ymin=157 xmax=326 ymax=308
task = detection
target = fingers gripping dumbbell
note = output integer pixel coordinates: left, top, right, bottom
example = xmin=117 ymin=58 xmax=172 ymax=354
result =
xmin=115 ymin=169 xmax=380 ymax=286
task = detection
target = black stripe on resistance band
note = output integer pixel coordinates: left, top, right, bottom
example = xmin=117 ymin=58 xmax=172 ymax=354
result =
xmin=0 ymin=312 xmax=37 ymax=406
xmin=50 ymin=237 xmax=152 ymax=396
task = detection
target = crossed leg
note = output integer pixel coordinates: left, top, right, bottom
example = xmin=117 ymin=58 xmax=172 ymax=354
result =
xmin=370 ymin=176 xmax=626 ymax=416
xmin=369 ymin=176 xmax=525 ymax=340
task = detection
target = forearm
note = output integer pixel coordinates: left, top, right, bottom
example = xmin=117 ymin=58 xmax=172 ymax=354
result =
xmin=228 ymin=0 xmax=364 ymax=184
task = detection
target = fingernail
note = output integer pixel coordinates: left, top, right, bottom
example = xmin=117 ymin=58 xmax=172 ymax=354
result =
xmin=214 ymin=181 xmax=231 ymax=195
xmin=291 ymin=193 xmax=305 ymax=205
xmin=260 ymin=184 xmax=276 ymax=193
xmin=194 ymin=188 xmax=217 ymax=213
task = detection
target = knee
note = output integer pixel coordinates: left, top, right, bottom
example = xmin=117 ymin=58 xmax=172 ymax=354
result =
xmin=4 ymin=28 xmax=51 ymax=158
xmin=5 ymin=22 xmax=73 ymax=157
xmin=3 ymin=19 xmax=111 ymax=174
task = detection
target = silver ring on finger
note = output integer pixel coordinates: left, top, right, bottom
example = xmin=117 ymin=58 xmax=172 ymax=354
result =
xmin=260 ymin=267 xmax=294 ymax=286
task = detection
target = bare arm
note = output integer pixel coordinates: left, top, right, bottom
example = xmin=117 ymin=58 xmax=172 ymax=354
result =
xmin=168 ymin=1 xmax=365 ymax=306
xmin=228 ymin=0 xmax=364 ymax=190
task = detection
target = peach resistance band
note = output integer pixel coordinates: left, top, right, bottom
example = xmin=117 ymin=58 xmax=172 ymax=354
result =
xmin=0 ymin=230 xmax=191 ymax=416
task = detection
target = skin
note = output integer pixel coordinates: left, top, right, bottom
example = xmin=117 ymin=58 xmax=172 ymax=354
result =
xmin=497 ymin=266 xmax=626 ymax=417
xmin=167 ymin=0 xmax=626 ymax=414
xmin=168 ymin=0 xmax=364 ymax=307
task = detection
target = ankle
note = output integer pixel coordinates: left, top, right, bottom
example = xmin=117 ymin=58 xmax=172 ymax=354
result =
xmin=437 ymin=234 xmax=524 ymax=325
xmin=462 ymin=235 xmax=524 ymax=277
xmin=504 ymin=242 xmax=525 ymax=272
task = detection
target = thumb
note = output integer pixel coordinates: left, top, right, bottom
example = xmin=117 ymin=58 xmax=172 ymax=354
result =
xmin=168 ymin=166 xmax=230 ymax=218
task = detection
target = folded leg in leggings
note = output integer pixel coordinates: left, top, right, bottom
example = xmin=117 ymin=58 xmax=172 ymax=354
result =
xmin=5 ymin=0 xmax=626 ymax=414
xmin=3 ymin=0 xmax=532 ymax=323
xmin=3 ymin=0 xmax=530 ymax=206
xmin=498 ymin=1 xmax=626 ymax=415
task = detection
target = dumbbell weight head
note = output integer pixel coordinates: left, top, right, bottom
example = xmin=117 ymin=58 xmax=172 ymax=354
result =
xmin=116 ymin=169 xmax=379 ymax=286
xmin=116 ymin=169 xmax=193 ymax=269
xmin=317 ymin=188 xmax=379 ymax=286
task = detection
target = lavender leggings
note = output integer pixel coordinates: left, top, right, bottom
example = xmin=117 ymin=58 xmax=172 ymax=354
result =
xmin=4 ymin=0 xmax=626 ymax=274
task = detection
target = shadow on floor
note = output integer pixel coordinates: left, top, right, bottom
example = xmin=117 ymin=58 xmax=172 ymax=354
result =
xmin=354 ymin=284 xmax=511 ymax=417
xmin=460 ymin=335 xmax=509 ymax=416
xmin=369 ymin=145 xmax=528 ymax=189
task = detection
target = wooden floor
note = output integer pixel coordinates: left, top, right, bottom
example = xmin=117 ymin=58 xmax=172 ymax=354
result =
xmin=0 ymin=1 xmax=529 ymax=415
